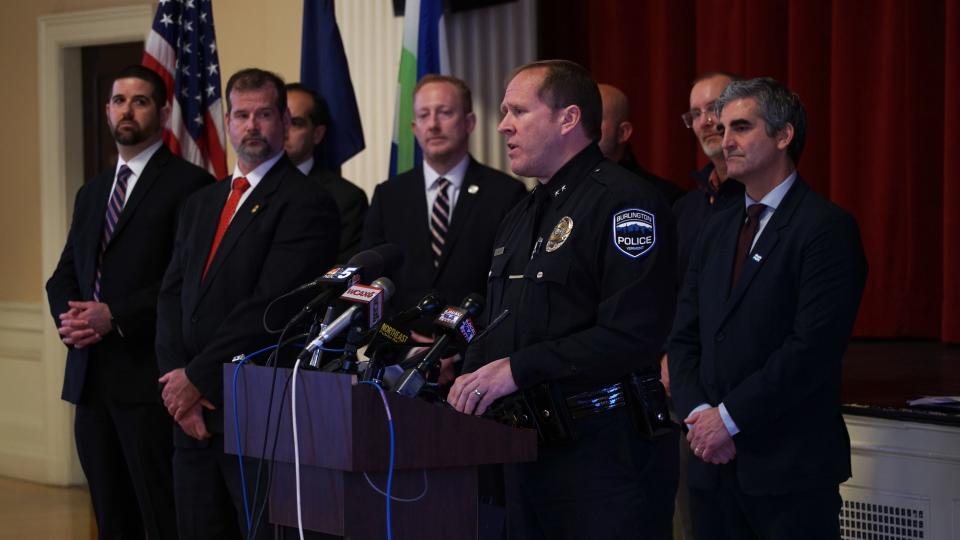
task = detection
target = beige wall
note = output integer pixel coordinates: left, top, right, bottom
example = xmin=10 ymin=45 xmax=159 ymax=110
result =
xmin=4 ymin=0 xmax=533 ymax=304
xmin=0 ymin=0 xmax=534 ymax=485
xmin=1 ymin=0 xmax=134 ymax=304
xmin=0 ymin=0 xmax=305 ymax=304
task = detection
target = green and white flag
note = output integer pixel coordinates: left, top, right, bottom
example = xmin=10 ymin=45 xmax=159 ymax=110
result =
xmin=389 ymin=0 xmax=449 ymax=176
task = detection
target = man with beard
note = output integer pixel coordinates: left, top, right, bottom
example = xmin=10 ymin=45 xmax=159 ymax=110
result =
xmin=46 ymin=65 xmax=213 ymax=539
xmin=156 ymin=68 xmax=339 ymax=539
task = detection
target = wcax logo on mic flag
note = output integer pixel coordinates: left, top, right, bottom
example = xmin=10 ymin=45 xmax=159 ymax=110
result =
xmin=612 ymin=209 xmax=656 ymax=258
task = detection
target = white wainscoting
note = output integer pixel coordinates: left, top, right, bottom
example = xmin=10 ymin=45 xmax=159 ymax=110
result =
xmin=842 ymin=414 xmax=960 ymax=539
xmin=0 ymin=302 xmax=62 ymax=482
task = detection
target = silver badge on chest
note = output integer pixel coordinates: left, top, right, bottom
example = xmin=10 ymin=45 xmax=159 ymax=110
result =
xmin=545 ymin=216 xmax=574 ymax=252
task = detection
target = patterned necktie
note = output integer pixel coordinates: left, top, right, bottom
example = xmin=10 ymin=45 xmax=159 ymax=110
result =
xmin=429 ymin=177 xmax=451 ymax=268
xmin=203 ymin=177 xmax=251 ymax=279
xmin=93 ymin=165 xmax=133 ymax=302
xmin=731 ymin=203 xmax=767 ymax=287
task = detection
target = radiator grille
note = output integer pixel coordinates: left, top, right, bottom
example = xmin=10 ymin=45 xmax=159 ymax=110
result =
xmin=840 ymin=491 xmax=928 ymax=539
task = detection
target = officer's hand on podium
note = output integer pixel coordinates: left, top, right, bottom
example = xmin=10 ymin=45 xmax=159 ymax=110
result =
xmin=447 ymin=357 xmax=518 ymax=416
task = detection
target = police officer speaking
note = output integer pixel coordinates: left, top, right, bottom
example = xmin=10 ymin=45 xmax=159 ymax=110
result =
xmin=448 ymin=60 xmax=678 ymax=539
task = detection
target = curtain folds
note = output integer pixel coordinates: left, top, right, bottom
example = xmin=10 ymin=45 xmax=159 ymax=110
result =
xmin=543 ymin=0 xmax=959 ymax=341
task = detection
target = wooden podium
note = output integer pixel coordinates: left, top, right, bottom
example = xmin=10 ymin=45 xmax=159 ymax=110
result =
xmin=224 ymin=365 xmax=537 ymax=539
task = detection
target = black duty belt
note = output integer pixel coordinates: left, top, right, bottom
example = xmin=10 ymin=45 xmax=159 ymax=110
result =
xmin=565 ymin=382 xmax=627 ymax=420
xmin=486 ymin=371 xmax=675 ymax=444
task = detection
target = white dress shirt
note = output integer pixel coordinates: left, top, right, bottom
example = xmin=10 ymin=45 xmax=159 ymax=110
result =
xmin=423 ymin=155 xmax=470 ymax=227
xmin=108 ymin=139 xmax=164 ymax=209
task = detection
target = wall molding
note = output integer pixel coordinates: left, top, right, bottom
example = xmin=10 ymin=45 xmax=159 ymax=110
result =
xmin=0 ymin=302 xmax=43 ymax=362
xmin=28 ymin=4 xmax=153 ymax=486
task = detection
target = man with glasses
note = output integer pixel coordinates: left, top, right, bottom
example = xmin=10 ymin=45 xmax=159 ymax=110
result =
xmin=664 ymin=71 xmax=743 ymax=540
xmin=673 ymin=72 xmax=745 ymax=279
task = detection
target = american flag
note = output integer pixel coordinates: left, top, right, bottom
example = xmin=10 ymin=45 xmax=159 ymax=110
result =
xmin=142 ymin=0 xmax=227 ymax=178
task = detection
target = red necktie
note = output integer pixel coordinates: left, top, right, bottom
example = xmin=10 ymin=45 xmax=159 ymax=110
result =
xmin=203 ymin=177 xmax=250 ymax=279
xmin=731 ymin=203 xmax=767 ymax=287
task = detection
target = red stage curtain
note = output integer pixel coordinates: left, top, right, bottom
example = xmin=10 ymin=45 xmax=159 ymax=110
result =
xmin=538 ymin=0 xmax=960 ymax=341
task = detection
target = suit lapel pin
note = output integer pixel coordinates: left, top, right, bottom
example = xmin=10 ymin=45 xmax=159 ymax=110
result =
xmin=467 ymin=184 xmax=479 ymax=195
xmin=251 ymin=204 xmax=260 ymax=214
xmin=752 ymin=253 xmax=763 ymax=262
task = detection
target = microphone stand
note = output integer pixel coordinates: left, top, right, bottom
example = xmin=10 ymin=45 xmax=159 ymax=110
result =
xmin=305 ymin=306 xmax=336 ymax=370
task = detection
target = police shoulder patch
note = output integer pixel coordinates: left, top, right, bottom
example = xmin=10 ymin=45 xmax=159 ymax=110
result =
xmin=612 ymin=208 xmax=656 ymax=258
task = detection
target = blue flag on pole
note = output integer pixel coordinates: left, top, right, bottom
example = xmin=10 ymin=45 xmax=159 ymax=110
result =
xmin=389 ymin=0 xmax=449 ymax=177
xmin=301 ymin=0 xmax=365 ymax=170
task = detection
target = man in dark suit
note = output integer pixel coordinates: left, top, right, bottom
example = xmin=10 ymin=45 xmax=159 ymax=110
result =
xmin=667 ymin=77 xmax=867 ymax=539
xmin=46 ymin=65 xmax=213 ymax=539
xmin=156 ymin=68 xmax=340 ymax=540
xmin=598 ymin=83 xmax=685 ymax=205
xmin=363 ymin=74 xmax=526 ymax=357
xmin=285 ymin=82 xmax=368 ymax=261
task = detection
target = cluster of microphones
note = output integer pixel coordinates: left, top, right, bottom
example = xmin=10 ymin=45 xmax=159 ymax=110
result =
xmin=280 ymin=243 xmax=498 ymax=400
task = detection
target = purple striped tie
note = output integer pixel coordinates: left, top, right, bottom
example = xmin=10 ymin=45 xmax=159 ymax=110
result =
xmin=429 ymin=177 xmax=451 ymax=268
xmin=93 ymin=165 xmax=132 ymax=301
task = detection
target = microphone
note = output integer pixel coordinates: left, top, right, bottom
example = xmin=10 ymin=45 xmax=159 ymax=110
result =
xmin=365 ymin=292 xmax=446 ymax=351
xmin=297 ymin=277 xmax=395 ymax=364
xmin=290 ymin=243 xmax=405 ymax=294
xmin=286 ymin=244 xmax=405 ymax=327
xmin=362 ymin=292 xmax=447 ymax=384
xmin=393 ymin=294 xmax=485 ymax=397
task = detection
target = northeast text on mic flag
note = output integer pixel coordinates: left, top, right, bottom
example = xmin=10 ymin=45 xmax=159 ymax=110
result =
xmin=389 ymin=0 xmax=449 ymax=177
xmin=301 ymin=0 xmax=365 ymax=171
xmin=143 ymin=0 xmax=228 ymax=179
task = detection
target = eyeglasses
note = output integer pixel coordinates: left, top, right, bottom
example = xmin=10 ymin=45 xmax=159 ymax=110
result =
xmin=681 ymin=103 xmax=718 ymax=128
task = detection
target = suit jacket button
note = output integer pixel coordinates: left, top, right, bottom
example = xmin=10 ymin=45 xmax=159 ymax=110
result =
xmin=715 ymin=332 xmax=725 ymax=342
xmin=191 ymin=316 xmax=198 ymax=323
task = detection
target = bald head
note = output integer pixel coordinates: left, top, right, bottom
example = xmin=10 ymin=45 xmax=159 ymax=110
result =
xmin=598 ymin=83 xmax=633 ymax=162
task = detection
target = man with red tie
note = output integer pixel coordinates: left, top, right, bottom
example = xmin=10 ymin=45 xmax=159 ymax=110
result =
xmin=156 ymin=68 xmax=339 ymax=540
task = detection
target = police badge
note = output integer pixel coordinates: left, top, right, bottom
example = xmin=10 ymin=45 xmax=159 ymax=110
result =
xmin=612 ymin=209 xmax=656 ymax=258
xmin=545 ymin=216 xmax=574 ymax=252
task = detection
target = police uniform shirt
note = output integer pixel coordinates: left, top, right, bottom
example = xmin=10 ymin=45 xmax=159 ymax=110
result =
xmin=466 ymin=144 xmax=677 ymax=395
